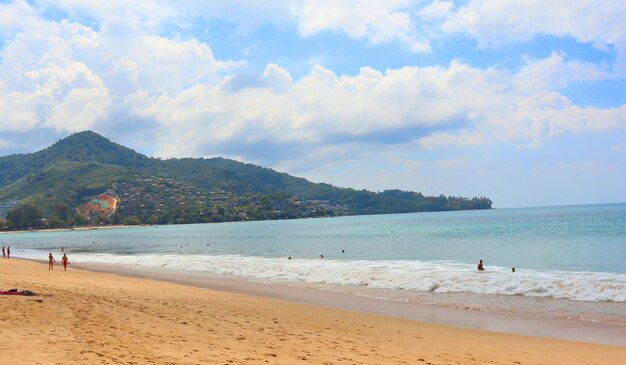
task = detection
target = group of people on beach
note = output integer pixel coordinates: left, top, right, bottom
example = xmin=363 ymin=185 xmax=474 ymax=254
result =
xmin=48 ymin=252 xmax=70 ymax=271
xmin=2 ymin=246 xmax=10 ymax=259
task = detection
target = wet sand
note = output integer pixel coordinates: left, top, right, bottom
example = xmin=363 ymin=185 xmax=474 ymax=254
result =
xmin=1 ymin=259 xmax=624 ymax=364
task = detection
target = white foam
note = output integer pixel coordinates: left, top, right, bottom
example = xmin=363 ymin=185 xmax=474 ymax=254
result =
xmin=15 ymin=249 xmax=626 ymax=302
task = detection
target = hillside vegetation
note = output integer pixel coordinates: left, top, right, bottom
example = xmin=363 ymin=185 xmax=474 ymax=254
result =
xmin=0 ymin=131 xmax=491 ymax=229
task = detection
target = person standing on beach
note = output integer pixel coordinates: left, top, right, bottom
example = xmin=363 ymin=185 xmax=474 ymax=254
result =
xmin=48 ymin=253 xmax=55 ymax=270
xmin=477 ymin=259 xmax=485 ymax=271
xmin=6 ymin=247 xmax=9 ymax=259
xmin=61 ymin=254 xmax=70 ymax=271
xmin=2 ymin=246 xmax=4 ymax=258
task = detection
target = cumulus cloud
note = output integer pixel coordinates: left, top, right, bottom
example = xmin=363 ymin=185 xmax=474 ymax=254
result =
xmin=134 ymin=57 xmax=625 ymax=167
xmin=0 ymin=0 xmax=241 ymax=135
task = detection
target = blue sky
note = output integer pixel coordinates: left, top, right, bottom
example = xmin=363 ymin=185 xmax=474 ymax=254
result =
xmin=0 ymin=0 xmax=625 ymax=208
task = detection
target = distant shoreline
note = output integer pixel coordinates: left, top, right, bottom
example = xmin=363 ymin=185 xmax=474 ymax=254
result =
xmin=0 ymin=224 xmax=135 ymax=234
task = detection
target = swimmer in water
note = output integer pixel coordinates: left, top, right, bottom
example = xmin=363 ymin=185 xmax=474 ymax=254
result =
xmin=477 ymin=259 xmax=485 ymax=271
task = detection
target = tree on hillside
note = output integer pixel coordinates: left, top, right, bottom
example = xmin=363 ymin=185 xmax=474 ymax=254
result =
xmin=6 ymin=204 xmax=44 ymax=230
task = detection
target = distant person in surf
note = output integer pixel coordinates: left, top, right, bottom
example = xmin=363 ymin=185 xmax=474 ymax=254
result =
xmin=61 ymin=254 xmax=70 ymax=271
xmin=2 ymin=246 xmax=5 ymax=258
xmin=6 ymin=246 xmax=9 ymax=259
xmin=477 ymin=259 xmax=485 ymax=271
xmin=512 ymin=267 xmax=516 ymax=272
xmin=48 ymin=253 xmax=55 ymax=270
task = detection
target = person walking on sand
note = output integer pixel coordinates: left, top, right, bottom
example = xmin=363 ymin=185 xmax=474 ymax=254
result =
xmin=61 ymin=254 xmax=70 ymax=271
xmin=477 ymin=259 xmax=485 ymax=271
xmin=48 ymin=253 xmax=55 ymax=270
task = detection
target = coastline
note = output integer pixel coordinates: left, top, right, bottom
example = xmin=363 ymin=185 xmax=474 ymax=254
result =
xmin=1 ymin=259 xmax=624 ymax=364
xmin=76 ymin=261 xmax=626 ymax=347
xmin=0 ymin=224 xmax=135 ymax=234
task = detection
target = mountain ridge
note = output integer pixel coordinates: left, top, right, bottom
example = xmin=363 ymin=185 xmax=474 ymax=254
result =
xmin=0 ymin=131 xmax=492 ymax=227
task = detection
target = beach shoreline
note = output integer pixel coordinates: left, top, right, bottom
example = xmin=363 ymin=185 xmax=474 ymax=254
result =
xmin=0 ymin=224 xmax=137 ymax=234
xmin=73 ymin=260 xmax=626 ymax=347
xmin=1 ymin=258 xmax=625 ymax=364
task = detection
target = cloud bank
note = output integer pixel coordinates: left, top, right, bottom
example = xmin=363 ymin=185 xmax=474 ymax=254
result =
xmin=0 ymin=0 xmax=625 ymax=176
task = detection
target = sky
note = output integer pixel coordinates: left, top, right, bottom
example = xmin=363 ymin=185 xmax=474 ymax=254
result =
xmin=0 ymin=0 xmax=625 ymax=208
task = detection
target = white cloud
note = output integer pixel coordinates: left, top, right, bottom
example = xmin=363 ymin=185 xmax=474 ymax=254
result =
xmin=178 ymin=0 xmax=431 ymax=52
xmin=443 ymin=1 xmax=626 ymax=47
xmin=417 ymin=1 xmax=454 ymax=22
xmin=0 ymin=0 xmax=42 ymax=34
xmin=296 ymin=0 xmax=429 ymax=51
xmin=46 ymin=87 xmax=110 ymax=131
xmin=0 ymin=1 xmax=242 ymax=135
xmin=297 ymin=0 xmax=433 ymax=52
xmin=36 ymin=0 xmax=181 ymax=33
xmin=135 ymin=57 xmax=626 ymax=165
xmin=442 ymin=0 xmax=626 ymax=72
xmin=513 ymin=52 xmax=609 ymax=92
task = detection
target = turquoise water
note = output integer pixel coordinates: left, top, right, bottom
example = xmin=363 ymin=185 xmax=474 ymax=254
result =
xmin=4 ymin=203 xmax=626 ymax=304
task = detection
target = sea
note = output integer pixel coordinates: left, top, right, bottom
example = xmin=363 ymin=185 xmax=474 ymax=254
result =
xmin=4 ymin=203 xmax=626 ymax=325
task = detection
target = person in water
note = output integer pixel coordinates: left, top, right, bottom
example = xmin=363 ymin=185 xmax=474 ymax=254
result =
xmin=48 ymin=253 xmax=55 ymax=270
xmin=512 ymin=267 xmax=516 ymax=272
xmin=6 ymin=246 xmax=9 ymax=259
xmin=477 ymin=259 xmax=485 ymax=271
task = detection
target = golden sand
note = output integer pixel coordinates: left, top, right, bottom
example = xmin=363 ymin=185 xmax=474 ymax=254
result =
xmin=0 ymin=259 xmax=624 ymax=364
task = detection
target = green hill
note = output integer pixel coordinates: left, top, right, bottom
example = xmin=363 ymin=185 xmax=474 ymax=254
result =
xmin=0 ymin=131 xmax=492 ymax=227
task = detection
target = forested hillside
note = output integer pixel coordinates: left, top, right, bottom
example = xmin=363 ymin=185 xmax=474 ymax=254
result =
xmin=0 ymin=131 xmax=491 ymax=228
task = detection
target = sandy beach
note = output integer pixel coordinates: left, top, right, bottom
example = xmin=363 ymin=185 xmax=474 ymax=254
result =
xmin=0 ymin=259 xmax=623 ymax=364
